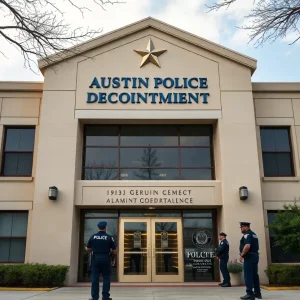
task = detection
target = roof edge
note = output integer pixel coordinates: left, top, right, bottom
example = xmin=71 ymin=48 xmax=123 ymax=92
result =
xmin=252 ymin=82 xmax=300 ymax=92
xmin=0 ymin=81 xmax=44 ymax=92
xmin=38 ymin=17 xmax=257 ymax=73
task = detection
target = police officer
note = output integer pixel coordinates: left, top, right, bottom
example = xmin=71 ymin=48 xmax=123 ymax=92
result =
xmin=239 ymin=222 xmax=262 ymax=300
xmin=86 ymin=221 xmax=117 ymax=300
xmin=216 ymin=232 xmax=231 ymax=287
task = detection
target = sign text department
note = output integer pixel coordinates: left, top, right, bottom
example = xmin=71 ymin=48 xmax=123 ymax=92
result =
xmin=87 ymin=77 xmax=210 ymax=104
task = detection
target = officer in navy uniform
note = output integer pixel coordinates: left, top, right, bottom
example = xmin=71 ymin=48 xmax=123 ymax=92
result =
xmin=239 ymin=222 xmax=262 ymax=300
xmin=86 ymin=221 xmax=117 ymax=300
xmin=215 ymin=232 xmax=231 ymax=287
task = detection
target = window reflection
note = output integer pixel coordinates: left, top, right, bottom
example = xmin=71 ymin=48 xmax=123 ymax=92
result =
xmin=83 ymin=125 xmax=214 ymax=180
xmin=260 ymin=127 xmax=293 ymax=176
xmin=2 ymin=128 xmax=35 ymax=176
xmin=123 ymin=222 xmax=148 ymax=275
xmin=120 ymin=148 xmax=178 ymax=168
xmin=121 ymin=126 xmax=177 ymax=146
xmin=5 ymin=128 xmax=35 ymax=151
xmin=154 ymin=222 xmax=179 ymax=276
xmin=120 ymin=169 xmax=179 ymax=180
xmin=85 ymin=148 xmax=118 ymax=167
xmin=180 ymin=125 xmax=212 ymax=147
xmin=84 ymin=168 xmax=118 ymax=180
xmin=181 ymin=148 xmax=211 ymax=167
xmin=181 ymin=169 xmax=212 ymax=180
xmin=183 ymin=214 xmax=216 ymax=282
xmin=0 ymin=212 xmax=28 ymax=263
xmin=85 ymin=126 xmax=118 ymax=146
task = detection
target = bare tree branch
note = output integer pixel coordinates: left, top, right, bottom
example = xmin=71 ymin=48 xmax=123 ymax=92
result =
xmin=206 ymin=0 xmax=240 ymax=11
xmin=0 ymin=0 xmax=124 ymax=70
xmin=207 ymin=0 xmax=300 ymax=46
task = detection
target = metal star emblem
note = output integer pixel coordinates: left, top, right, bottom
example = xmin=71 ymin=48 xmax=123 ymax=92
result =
xmin=134 ymin=39 xmax=167 ymax=68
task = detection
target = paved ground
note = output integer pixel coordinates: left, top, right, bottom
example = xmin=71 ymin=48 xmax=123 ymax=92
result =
xmin=0 ymin=287 xmax=299 ymax=300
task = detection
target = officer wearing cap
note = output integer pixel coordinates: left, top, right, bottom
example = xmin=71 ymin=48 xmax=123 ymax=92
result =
xmin=86 ymin=221 xmax=117 ymax=300
xmin=239 ymin=222 xmax=262 ymax=300
xmin=215 ymin=232 xmax=231 ymax=287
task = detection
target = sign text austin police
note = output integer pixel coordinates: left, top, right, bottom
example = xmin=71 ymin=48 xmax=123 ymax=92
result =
xmin=87 ymin=77 xmax=210 ymax=105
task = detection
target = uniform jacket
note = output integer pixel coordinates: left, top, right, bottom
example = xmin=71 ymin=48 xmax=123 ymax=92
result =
xmin=216 ymin=239 xmax=229 ymax=260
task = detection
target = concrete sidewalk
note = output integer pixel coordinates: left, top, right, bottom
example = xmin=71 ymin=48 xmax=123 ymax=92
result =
xmin=0 ymin=287 xmax=299 ymax=300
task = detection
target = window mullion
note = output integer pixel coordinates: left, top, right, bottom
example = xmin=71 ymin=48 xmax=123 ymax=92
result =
xmin=18 ymin=129 xmax=22 ymax=151
xmin=8 ymin=213 xmax=14 ymax=262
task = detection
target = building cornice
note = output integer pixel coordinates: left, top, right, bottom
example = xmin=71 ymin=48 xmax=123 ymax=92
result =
xmin=0 ymin=81 xmax=43 ymax=92
xmin=252 ymin=82 xmax=300 ymax=93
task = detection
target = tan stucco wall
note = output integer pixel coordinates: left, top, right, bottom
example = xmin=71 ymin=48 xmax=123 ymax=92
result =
xmin=0 ymin=85 xmax=42 ymax=212
xmin=217 ymin=90 xmax=268 ymax=282
xmin=253 ymin=90 xmax=300 ymax=206
xmin=28 ymin=90 xmax=79 ymax=276
xmin=1 ymin=20 xmax=300 ymax=285
xmin=30 ymin=25 xmax=269 ymax=284
xmin=253 ymin=86 xmax=300 ymax=264
xmin=76 ymin=37 xmax=219 ymax=111
xmin=0 ymin=84 xmax=42 ymax=263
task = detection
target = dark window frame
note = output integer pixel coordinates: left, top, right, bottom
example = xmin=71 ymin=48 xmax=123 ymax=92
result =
xmin=1 ymin=126 xmax=35 ymax=177
xmin=82 ymin=125 xmax=215 ymax=180
xmin=260 ymin=126 xmax=295 ymax=177
xmin=0 ymin=211 xmax=28 ymax=263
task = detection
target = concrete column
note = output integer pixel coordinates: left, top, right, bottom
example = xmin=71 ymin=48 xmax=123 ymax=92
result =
xmin=28 ymin=91 xmax=78 ymax=283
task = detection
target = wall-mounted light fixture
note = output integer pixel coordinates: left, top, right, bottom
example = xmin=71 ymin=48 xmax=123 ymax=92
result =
xmin=48 ymin=186 xmax=58 ymax=200
xmin=239 ymin=186 xmax=248 ymax=200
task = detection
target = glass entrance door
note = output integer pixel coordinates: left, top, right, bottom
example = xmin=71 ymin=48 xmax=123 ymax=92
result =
xmin=119 ymin=219 xmax=151 ymax=282
xmin=151 ymin=218 xmax=183 ymax=282
xmin=119 ymin=218 xmax=183 ymax=282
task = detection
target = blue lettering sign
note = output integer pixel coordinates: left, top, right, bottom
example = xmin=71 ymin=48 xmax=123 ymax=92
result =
xmin=87 ymin=77 xmax=210 ymax=105
xmin=200 ymin=93 xmax=210 ymax=104
xmin=154 ymin=77 xmax=163 ymax=88
xmin=200 ymin=78 xmax=208 ymax=88
xmin=87 ymin=92 xmax=98 ymax=103
xmin=98 ymin=93 xmax=107 ymax=103
xmin=108 ymin=93 xmax=118 ymax=104
xmin=89 ymin=78 xmax=100 ymax=88
xmin=179 ymin=93 xmax=187 ymax=104
xmin=112 ymin=78 xmax=120 ymax=88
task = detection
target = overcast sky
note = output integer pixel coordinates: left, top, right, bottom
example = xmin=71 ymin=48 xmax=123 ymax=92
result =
xmin=0 ymin=0 xmax=299 ymax=82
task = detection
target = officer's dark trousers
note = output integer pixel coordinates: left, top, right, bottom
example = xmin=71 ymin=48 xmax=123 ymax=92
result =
xmin=91 ymin=257 xmax=111 ymax=300
xmin=220 ymin=258 xmax=231 ymax=284
xmin=244 ymin=254 xmax=261 ymax=296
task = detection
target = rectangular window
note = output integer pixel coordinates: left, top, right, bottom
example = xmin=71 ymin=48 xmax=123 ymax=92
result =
xmin=267 ymin=211 xmax=300 ymax=263
xmin=1 ymin=128 xmax=35 ymax=176
xmin=260 ymin=127 xmax=294 ymax=177
xmin=83 ymin=125 xmax=214 ymax=180
xmin=0 ymin=212 xmax=28 ymax=263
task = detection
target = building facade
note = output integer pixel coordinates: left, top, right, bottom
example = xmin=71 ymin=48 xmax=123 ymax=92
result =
xmin=0 ymin=18 xmax=300 ymax=284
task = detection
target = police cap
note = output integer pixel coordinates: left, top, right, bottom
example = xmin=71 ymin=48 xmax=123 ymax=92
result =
xmin=97 ymin=221 xmax=107 ymax=229
xmin=219 ymin=232 xmax=227 ymax=237
xmin=240 ymin=222 xmax=251 ymax=227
